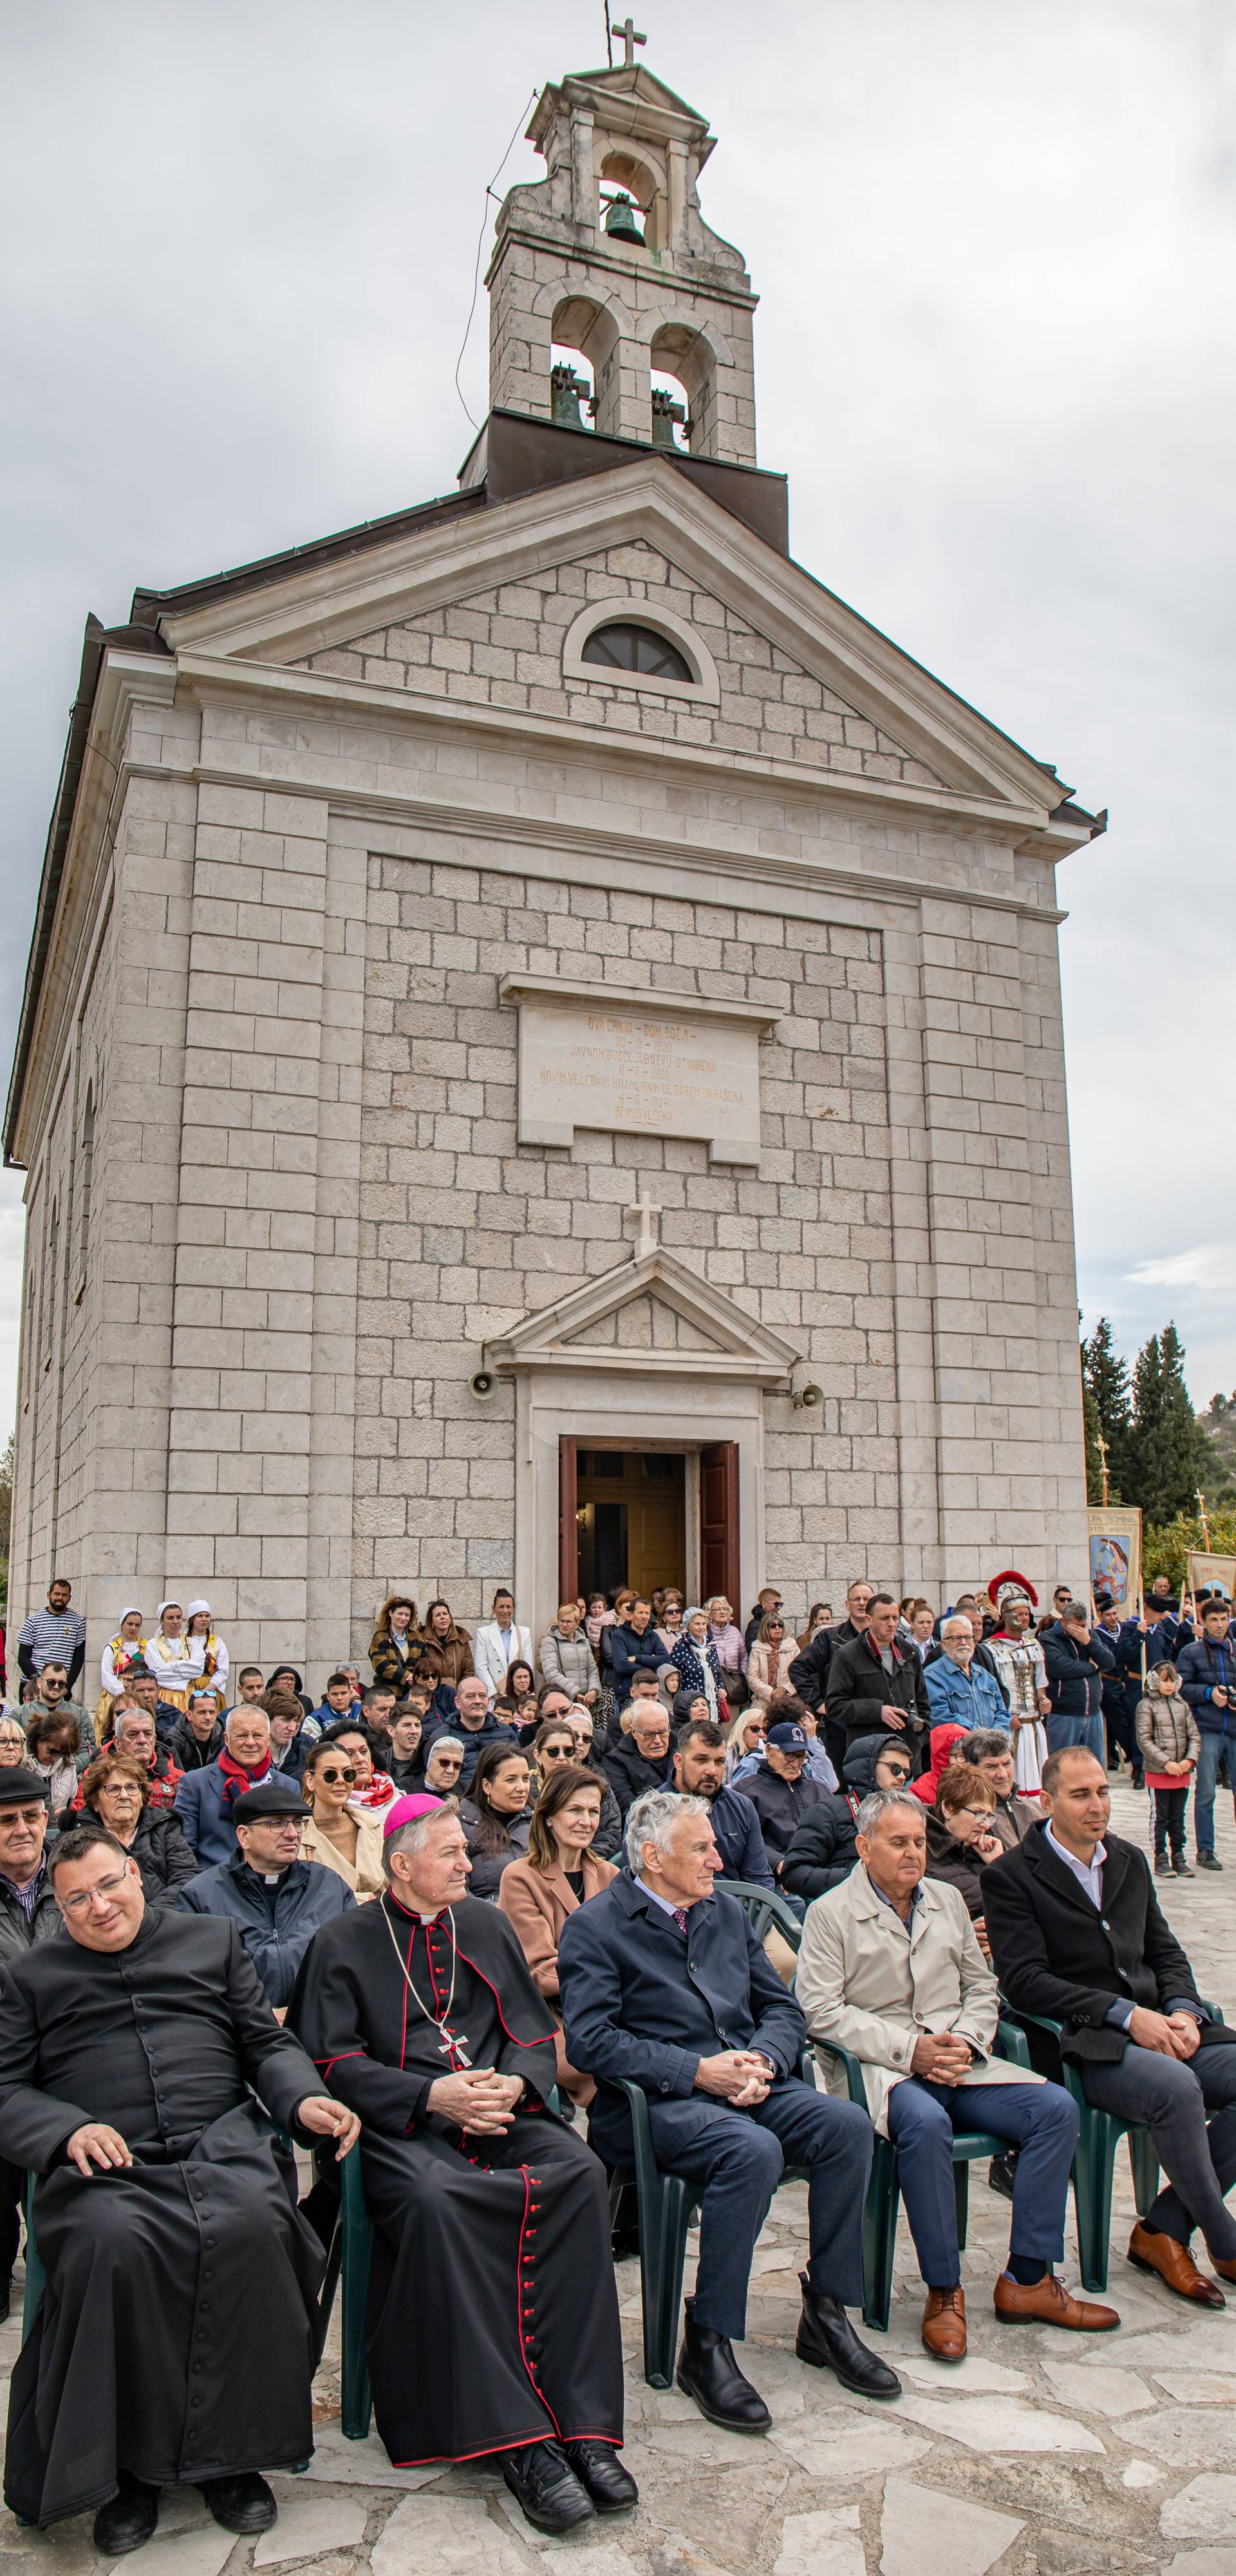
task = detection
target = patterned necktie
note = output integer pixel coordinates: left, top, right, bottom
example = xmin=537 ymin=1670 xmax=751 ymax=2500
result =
xmin=673 ymin=1907 xmax=689 ymax=1937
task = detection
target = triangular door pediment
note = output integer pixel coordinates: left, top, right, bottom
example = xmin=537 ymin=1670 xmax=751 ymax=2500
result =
xmin=487 ymin=1247 xmax=800 ymax=1383
xmin=155 ymin=457 xmax=1068 ymax=816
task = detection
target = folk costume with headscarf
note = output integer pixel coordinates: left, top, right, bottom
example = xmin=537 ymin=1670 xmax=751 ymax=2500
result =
xmin=986 ymin=1571 xmax=1049 ymax=1794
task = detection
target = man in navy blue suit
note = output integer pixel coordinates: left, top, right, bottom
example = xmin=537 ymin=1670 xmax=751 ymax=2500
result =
xmin=557 ymin=1788 xmax=899 ymax=2431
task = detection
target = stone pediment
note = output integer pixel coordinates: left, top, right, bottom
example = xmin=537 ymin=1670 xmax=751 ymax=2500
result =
xmin=152 ymin=455 xmax=1082 ymax=826
xmin=487 ymin=1247 xmax=800 ymax=1383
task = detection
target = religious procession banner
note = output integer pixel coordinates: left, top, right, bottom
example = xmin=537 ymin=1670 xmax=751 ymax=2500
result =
xmin=1186 ymin=1551 xmax=1236 ymax=1605
xmin=1087 ymin=1507 xmax=1141 ymax=1616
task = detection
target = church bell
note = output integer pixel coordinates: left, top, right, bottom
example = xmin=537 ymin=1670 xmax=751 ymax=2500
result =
xmin=651 ymin=386 xmax=688 ymax=450
xmin=603 ymin=191 xmax=643 ymax=244
xmin=550 ymin=364 xmax=590 ymax=431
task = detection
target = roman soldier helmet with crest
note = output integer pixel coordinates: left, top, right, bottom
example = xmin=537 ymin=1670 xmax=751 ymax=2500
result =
xmin=987 ymin=1569 xmax=1038 ymax=1625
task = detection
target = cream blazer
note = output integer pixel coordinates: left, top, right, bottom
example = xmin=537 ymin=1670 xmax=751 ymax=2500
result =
xmin=301 ymin=1809 xmax=386 ymax=1900
xmin=794 ymin=1863 xmax=1043 ymax=2135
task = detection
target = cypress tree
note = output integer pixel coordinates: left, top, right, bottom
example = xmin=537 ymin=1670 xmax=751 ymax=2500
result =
xmin=1127 ymin=1322 xmax=1208 ymax=1524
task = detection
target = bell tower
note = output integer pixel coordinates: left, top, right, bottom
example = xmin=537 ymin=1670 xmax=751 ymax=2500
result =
xmin=486 ymin=52 xmax=757 ymax=465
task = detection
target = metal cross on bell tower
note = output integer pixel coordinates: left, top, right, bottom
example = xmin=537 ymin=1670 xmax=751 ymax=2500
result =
xmin=609 ymin=16 xmax=647 ymax=68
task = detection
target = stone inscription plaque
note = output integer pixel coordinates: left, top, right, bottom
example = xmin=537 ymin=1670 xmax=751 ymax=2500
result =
xmin=510 ymin=991 xmax=763 ymax=1164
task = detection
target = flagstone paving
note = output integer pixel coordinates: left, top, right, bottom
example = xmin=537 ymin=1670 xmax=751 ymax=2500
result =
xmin=2 ymin=1777 xmax=1235 ymax=2573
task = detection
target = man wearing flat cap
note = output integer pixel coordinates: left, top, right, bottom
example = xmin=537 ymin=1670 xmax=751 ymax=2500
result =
xmin=0 ymin=1770 xmax=58 ymax=2323
xmin=176 ymin=1780 xmax=355 ymax=2011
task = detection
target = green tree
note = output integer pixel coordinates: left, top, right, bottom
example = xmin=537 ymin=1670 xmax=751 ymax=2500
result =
xmin=1082 ymin=1382 xmax=1107 ymax=1506
xmin=1081 ymin=1316 xmax=1132 ymax=1498
xmin=1127 ymin=1322 xmax=1209 ymax=1524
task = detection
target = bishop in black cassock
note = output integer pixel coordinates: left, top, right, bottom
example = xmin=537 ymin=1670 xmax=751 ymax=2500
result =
xmin=0 ymin=1856 xmax=347 ymax=2531
xmin=287 ymin=1812 xmax=627 ymax=2517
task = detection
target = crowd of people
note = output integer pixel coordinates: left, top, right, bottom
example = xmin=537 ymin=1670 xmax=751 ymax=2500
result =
xmin=0 ymin=1562 xmax=1235 ymax=2549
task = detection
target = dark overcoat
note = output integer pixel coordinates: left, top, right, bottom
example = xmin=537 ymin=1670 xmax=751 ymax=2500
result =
xmin=983 ymin=1817 xmax=1231 ymax=2063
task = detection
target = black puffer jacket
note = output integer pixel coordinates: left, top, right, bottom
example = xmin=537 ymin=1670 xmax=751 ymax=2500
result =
xmin=602 ymin=1736 xmax=673 ymax=1820
xmin=782 ymin=1735 xmax=892 ymax=1900
xmin=64 ymin=1804 xmax=201 ymax=1907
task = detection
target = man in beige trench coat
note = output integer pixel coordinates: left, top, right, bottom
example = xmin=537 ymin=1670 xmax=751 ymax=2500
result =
xmin=796 ymin=1785 xmax=1121 ymax=2359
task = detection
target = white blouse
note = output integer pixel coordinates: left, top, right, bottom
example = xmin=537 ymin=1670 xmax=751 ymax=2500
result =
xmin=144 ymin=1632 xmax=230 ymax=1700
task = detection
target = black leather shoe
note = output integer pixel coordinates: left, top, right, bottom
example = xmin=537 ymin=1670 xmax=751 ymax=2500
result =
xmin=796 ymin=2281 xmax=902 ymax=2398
xmin=502 ymin=2441 xmax=595 ymax=2534
xmin=93 ymin=2476 xmax=160 ymax=2555
xmin=199 ymin=2473 xmax=277 ymax=2535
xmin=564 ymin=2441 xmax=638 ymax=2512
xmin=1199 ymin=1852 xmax=1223 ymax=1871
xmin=988 ymin=2149 xmax=1019 ymax=2202
xmin=676 ymin=2315 xmax=771 ymax=2431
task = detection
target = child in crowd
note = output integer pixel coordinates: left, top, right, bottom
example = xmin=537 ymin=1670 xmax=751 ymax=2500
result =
xmin=1136 ymin=1662 xmax=1200 ymax=1879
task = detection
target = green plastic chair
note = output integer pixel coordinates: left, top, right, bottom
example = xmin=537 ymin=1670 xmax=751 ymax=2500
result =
xmin=337 ymin=2145 xmax=374 ymax=2439
xmin=715 ymin=1879 xmax=803 ymax=1953
xmin=329 ymin=2084 xmax=566 ymax=2443
xmin=596 ymin=2059 xmax=816 ymax=2389
xmin=1001 ymin=1998 xmax=1224 ymax=2293
xmin=811 ymin=2020 xmax=1031 ymax=2333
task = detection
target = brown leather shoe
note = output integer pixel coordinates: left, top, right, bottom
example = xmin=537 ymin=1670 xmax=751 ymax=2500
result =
xmin=993 ymin=2270 xmax=1119 ymax=2331
xmin=1128 ymin=2221 xmax=1226 ymax=2307
xmin=921 ymin=2286 xmax=966 ymax=2359
xmin=1207 ymin=2254 xmax=1236 ymax=2285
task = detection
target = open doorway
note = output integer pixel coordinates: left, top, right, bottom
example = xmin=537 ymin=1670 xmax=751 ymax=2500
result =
xmin=575 ymin=1448 xmax=686 ymax=1600
xmin=559 ymin=1437 xmax=740 ymax=1611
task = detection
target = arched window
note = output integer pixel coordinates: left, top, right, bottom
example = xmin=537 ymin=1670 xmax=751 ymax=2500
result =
xmin=77 ymin=1087 xmax=95 ymax=1277
xmin=581 ymin=621 xmax=694 ymax=683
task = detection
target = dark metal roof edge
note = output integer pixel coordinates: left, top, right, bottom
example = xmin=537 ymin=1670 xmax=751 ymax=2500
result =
xmin=5 ymin=615 xmax=108 ymax=1163
xmin=129 ymin=483 xmax=487 ymax=627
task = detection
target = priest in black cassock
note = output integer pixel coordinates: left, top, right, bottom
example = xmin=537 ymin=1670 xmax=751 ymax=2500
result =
xmin=287 ymin=1791 xmax=633 ymax=2537
xmin=0 ymin=1820 xmax=359 ymax=2552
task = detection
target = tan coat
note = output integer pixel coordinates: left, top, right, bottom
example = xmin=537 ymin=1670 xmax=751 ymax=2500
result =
xmin=795 ymin=1862 xmax=1043 ymax=2134
xmin=301 ymin=1808 xmax=386 ymax=1900
xmin=497 ymin=1850 xmax=618 ymax=2105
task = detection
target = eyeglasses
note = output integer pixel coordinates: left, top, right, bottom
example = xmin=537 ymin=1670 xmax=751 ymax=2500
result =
xmin=431 ymin=1758 xmax=462 ymax=1776
xmin=317 ymin=1766 xmax=357 ymax=1786
xmin=59 ymin=1870 xmax=130 ymax=1915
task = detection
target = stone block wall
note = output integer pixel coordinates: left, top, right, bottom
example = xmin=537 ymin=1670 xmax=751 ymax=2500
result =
xmin=300 ymin=540 xmax=948 ymax=785
xmin=352 ymin=851 xmax=896 ymax=1626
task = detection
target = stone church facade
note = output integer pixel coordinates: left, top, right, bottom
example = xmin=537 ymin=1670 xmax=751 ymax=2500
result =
xmin=4 ymin=55 xmax=1100 ymax=1672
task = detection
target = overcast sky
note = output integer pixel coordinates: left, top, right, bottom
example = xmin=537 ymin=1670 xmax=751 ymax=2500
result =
xmin=1 ymin=0 xmax=1233 ymax=1443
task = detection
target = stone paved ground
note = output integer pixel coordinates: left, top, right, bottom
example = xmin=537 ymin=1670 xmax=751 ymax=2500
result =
xmin=4 ymin=1777 xmax=1236 ymax=2576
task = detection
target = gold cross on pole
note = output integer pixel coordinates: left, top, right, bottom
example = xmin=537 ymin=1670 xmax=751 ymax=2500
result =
xmin=610 ymin=15 xmax=646 ymax=66
xmin=1096 ymin=1427 xmax=1110 ymax=1508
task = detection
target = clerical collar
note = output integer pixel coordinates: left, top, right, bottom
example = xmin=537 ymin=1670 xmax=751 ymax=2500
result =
xmin=384 ymin=1891 xmax=454 ymax=1925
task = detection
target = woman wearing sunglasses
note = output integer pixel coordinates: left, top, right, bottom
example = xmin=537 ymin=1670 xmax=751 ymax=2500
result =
xmin=299 ymin=1736 xmax=384 ymax=1898
xmin=422 ymin=1736 xmax=465 ymax=1795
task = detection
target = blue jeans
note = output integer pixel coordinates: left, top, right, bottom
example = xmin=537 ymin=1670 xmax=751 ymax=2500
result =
xmin=1194 ymin=1728 xmax=1236 ymax=1852
xmin=885 ymin=2077 xmax=1079 ymax=2288
xmin=1045 ymin=1708 xmax=1105 ymax=1762
xmin=588 ymin=2078 xmax=870 ymax=2340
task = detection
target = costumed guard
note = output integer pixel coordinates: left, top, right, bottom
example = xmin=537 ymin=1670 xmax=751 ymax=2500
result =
xmin=986 ymin=1572 xmax=1050 ymax=1794
xmin=0 ymin=1821 xmax=357 ymax=2551
xmin=288 ymin=1792 xmax=633 ymax=2537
